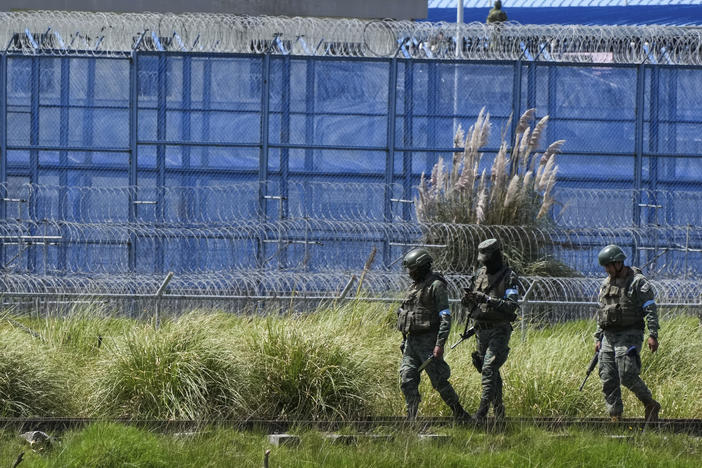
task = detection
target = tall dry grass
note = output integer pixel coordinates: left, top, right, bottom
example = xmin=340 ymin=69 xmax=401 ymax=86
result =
xmin=415 ymin=108 xmax=574 ymax=275
xmin=1 ymin=306 xmax=699 ymax=421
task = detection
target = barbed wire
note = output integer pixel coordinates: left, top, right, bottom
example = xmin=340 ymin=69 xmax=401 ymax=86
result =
xmin=1 ymin=272 xmax=700 ymax=319
xmin=2 ymin=11 xmax=702 ymax=64
xmin=13 ymin=182 xmax=405 ymax=223
xmin=1 ymin=217 xmax=701 ymax=277
xmin=6 ymin=183 xmax=702 ymax=228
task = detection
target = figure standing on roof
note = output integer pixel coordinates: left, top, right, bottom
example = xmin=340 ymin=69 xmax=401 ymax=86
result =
xmin=487 ymin=0 xmax=508 ymax=24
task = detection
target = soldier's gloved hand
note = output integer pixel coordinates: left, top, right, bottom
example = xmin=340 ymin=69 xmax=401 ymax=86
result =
xmin=461 ymin=292 xmax=474 ymax=307
xmin=472 ymin=292 xmax=490 ymax=304
xmin=400 ymin=339 xmax=406 ymax=354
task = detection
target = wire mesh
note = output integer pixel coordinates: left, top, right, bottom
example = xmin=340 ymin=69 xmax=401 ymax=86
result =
xmin=3 ymin=183 xmax=702 ymax=279
xmin=3 ymin=12 xmax=702 ymax=64
xmin=15 ymin=183 xmax=702 ymax=226
xmin=2 ymin=271 xmax=700 ymax=321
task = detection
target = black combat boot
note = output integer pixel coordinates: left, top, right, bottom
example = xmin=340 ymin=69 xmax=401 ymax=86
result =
xmin=450 ymin=403 xmax=473 ymax=423
xmin=474 ymin=400 xmax=490 ymax=421
xmin=493 ymin=403 xmax=505 ymax=421
xmin=406 ymin=401 xmax=419 ymax=422
xmin=643 ymin=399 xmax=661 ymax=422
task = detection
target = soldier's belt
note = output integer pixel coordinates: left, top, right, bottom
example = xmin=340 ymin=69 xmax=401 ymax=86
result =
xmin=473 ymin=321 xmax=509 ymax=330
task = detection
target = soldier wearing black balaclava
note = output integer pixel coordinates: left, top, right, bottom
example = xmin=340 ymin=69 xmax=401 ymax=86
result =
xmin=461 ymin=238 xmax=519 ymax=421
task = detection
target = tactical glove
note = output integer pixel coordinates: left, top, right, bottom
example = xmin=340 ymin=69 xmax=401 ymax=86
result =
xmin=472 ymin=291 xmax=490 ymax=304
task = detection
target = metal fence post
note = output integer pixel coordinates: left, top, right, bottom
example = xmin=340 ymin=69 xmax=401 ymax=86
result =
xmin=258 ymin=54 xmax=271 ymax=269
xmin=128 ymin=49 xmax=139 ymax=273
xmin=280 ymin=55 xmax=291 ymax=268
xmin=402 ymin=60 xmax=414 ymax=222
xmin=156 ymin=52 xmax=167 ymax=274
xmin=154 ymin=271 xmax=174 ymax=328
xmin=511 ymin=59 xmax=523 ymax=145
xmin=384 ymin=58 xmax=398 ymax=268
xmin=0 ymin=52 xmax=6 ymax=268
xmin=633 ymin=63 xmax=646 ymax=264
xmin=58 ymin=57 xmax=69 ymax=272
xmin=28 ymin=57 xmax=39 ymax=272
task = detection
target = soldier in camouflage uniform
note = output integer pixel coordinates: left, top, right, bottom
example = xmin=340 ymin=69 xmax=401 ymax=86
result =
xmin=461 ymin=239 xmax=519 ymax=421
xmin=398 ymin=248 xmax=472 ymax=422
xmin=594 ymin=244 xmax=661 ymax=421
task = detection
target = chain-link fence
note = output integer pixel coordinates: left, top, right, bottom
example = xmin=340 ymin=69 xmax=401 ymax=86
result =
xmin=1 ymin=13 xmax=702 ymax=316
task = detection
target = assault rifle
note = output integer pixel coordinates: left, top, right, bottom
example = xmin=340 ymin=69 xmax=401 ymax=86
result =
xmin=418 ymin=275 xmax=478 ymax=374
xmin=451 ymin=274 xmax=478 ymax=350
xmin=579 ymin=351 xmax=599 ymax=391
xmin=418 ymin=326 xmax=477 ymax=373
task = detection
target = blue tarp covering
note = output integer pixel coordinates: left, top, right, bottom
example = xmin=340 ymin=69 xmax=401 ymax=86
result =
xmin=427 ymin=5 xmax=702 ymax=26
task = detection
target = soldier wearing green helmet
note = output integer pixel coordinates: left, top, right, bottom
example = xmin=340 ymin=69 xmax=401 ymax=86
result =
xmin=461 ymin=238 xmax=520 ymax=421
xmin=397 ymin=248 xmax=472 ymax=422
xmin=594 ymin=244 xmax=661 ymax=421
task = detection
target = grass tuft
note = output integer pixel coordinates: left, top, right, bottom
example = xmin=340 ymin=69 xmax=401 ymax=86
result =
xmin=87 ymin=312 xmax=245 ymax=420
xmin=243 ymin=317 xmax=378 ymax=420
xmin=0 ymin=328 xmax=74 ymax=417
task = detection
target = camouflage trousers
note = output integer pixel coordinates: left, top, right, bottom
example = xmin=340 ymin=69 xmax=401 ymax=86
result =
xmin=475 ymin=324 xmax=512 ymax=408
xmin=598 ymin=329 xmax=654 ymax=417
xmin=400 ymin=332 xmax=461 ymax=411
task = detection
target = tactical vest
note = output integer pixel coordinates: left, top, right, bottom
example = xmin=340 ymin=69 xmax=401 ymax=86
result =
xmin=397 ymin=273 xmax=445 ymax=334
xmin=474 ymin=266 xmax=516 ymax=322
xmin=597 ymin=267 xmax=646 ymax=330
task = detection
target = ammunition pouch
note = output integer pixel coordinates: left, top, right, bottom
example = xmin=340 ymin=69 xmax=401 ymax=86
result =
xmin=597 ymin=303 xmax=622 ymax=328
xmin=397 ymin=289 xmax=439 ymax=334
xmin=598 ymin=275 xmax=646 ymax=330
xmin=473 ymin=303 xmax=516 ymax=323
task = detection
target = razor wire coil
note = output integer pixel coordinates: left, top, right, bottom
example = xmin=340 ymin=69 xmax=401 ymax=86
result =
xmin=3 ymin=12 xmax=702 ymax=64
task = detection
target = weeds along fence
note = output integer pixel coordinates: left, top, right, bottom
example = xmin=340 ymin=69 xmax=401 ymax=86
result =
xmin=4 ymin=11 xmax=702 ymax=65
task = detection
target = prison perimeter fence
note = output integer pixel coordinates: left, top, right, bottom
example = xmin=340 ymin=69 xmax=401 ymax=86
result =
xmin=1 ymin=12 xmax=702 ymax=317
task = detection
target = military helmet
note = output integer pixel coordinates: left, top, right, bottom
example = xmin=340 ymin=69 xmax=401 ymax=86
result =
xmin=477 ymin=238 xmax=501 ymax=263
xmin=598 ymin=244 xmax=627 ymax=266
xmin=402 ymin=248 xmax=432 ymax=270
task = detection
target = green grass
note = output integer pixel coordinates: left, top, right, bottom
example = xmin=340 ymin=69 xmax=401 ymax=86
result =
xmin=0 ymin=423 xmax=701 ymax=467
xmin=0 ymin=303 xmax=701 ymax=420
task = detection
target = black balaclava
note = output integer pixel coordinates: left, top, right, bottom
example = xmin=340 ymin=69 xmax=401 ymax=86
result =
xmin=482 ymin=251 xmax=504 ymax=275
xmin=409 ymin=263 xmax=431 ymax=283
